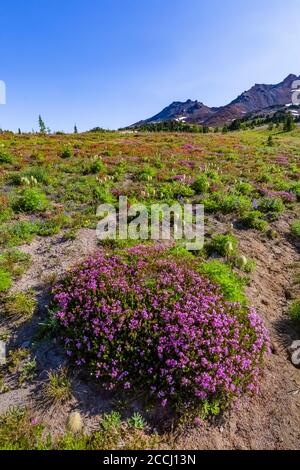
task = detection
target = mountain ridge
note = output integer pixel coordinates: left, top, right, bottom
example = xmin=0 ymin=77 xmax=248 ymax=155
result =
xmin=129 ymin=74 xmax=300 ymax=128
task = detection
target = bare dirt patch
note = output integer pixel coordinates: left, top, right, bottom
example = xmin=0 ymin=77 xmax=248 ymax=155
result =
xmin=176 ymin=219 xmax=300 ymax=449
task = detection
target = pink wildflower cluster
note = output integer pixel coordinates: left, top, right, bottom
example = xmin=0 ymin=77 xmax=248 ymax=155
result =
xmin=126 ymin=243 xmax=168 ymax=257
xmin=275 ymin=155 xmax=289 ymax=165
xmin=53 ymin=247 xmax=270 ymax=408
xmin=182 ymin=144 xmax=202 ymax=152
xmin=261 ymin=189 xmax=296 ymax=202
xmin=178 ymin=159 xmax=196 ymax=169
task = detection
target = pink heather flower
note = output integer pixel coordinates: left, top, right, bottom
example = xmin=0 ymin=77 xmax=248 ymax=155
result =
xmin=194 ymin=416 xmax=202 ymax=427
xmin=30 ymin=418 xmax=39 ymax=426
xmin=260 ymin=189 xmax=296 ymax=202
xmin=53 ymin=246 xmax=270 ymax=409
xmin=129 ymin=319 xmax=139 ymax=330
xmin=195 ymin=390 xmax=207 ymax=400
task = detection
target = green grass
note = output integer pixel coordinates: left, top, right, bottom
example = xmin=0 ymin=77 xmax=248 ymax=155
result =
xmin=36 ymin=219 xmax=61 ymax=236
xmin=0 ymin=196 xmax=12 ymax=223
xmin=60 ymin=145 xmax=73 ymax=159
xmin=198 ymin=260 xmax=247 ymax=304
xmin=0 ymin=149 xmax=13 ymax=164
xmin=89 ymin=157 xmax=106 ymax=174
xmin=42 ymin=368 xmax=72 ymax=405
xmin=0 ymin=408 xmax=161 ymax=450
xmin=202 ymin=192 xmax=252 ymax=215
xmin=6 ymin=348 xmax=36 ymax=384
xmin=291 ymin=220 xmax=300 ymax=238
xmin=257 ymin=197 xmax=285 ymax=216
xmin=13 ymin=188 xmax=49 ymax=213
xmin=288 ymin=300 xmax=300 ymax=325
xmin=2 ymin=291 xmax=36 ymax=320
xmin=192 ymin=174 xmax=210 ymax=193
xmin=0 ymin=268 xmax=12 ymax=292
xmin=0 ymin=221 xmax=39 ymax=246
xmin=11 ymin=167 xmax=51 ymax=186
xmin=206 ymin=233 xmax=238 ymax=257
xmin=0 ymin=408 xmax=46 ymax=450
xmin=0 ymin=250 xmax=31 ymax=278
xmin=127 ymin=412 xmax=146 ymax=430
xmin=240 ymin=210 xmax=268 ymax=231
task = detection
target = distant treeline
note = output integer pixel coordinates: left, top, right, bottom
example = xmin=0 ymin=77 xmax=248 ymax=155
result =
xmin=124 ymin=121 xmax=209 ymax=133
xmin=224 ymin=108 xmax=300 ymax=132
xmin=88 ymin=127 xmax=113 ymax=133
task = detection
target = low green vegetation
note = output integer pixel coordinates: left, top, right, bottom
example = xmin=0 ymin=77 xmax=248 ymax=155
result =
xmin=198 ymin=260 xmax=247 ymax=304
xmin=205 ymin=233 xmax=238 ymax=257
xmin=42 ymin=368 xmax=72 ymax=406
xmin=288 ymin=300 xmax=300 ymax=325
xmin=0 ymin=127 xmax=298 ymax=251
xmin=0 ymin=250 xmax=31 ymax=279
xmin=240 ymin=210 xmax=268 ymax=231
xmin=60 ymin=145 xmax=73 ymax=159
xmin=2 ymin=291 xmax=36 ymax=320
xmin=0 ymin=221 xmax=39 ymax=246
xmin=192 ymin=174 xmax=210 ymax=193
xmin=201 ymin=192 xmax=252 ymax=215
xmin=0 ymin=268 xmax=12 ymax=292
xmin=0 ymin=149 xmax=13 ymax=164
xmin=13 ymin=188 xmax=49 ymax=213
xmin=291 ymin=220 xmax=300 ymax=238
xmin=0 ymin=408 xmax=161 ymax=450
xmin=7 ymin=348 xmax=36 ymax=385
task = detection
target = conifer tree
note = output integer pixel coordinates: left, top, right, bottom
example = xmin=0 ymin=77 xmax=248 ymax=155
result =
xmin=38 ymin=115 xmax=46 ymax=133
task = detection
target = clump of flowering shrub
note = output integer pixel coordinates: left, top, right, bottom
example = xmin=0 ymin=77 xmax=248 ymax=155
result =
xmin=53 ymin=246 xmax=270 ymax=410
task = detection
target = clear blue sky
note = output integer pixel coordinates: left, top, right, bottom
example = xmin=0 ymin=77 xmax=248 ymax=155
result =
xmin=0 ymin=0 xmax=299 ymax=132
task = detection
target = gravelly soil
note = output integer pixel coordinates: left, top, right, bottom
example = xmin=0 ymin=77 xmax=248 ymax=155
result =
xmin=0 ymin=218 xmax=299 ymax=449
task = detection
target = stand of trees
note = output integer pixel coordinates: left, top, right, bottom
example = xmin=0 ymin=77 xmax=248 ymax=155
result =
xmin=128 ymin=120 xmax=209 ymax=133
xmin=225 ymin=109 xmax=299 ymax=133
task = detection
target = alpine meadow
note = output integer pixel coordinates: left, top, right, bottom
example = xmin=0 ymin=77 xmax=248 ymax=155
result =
xmin=0 ymin=0 xmax=300 ymax=458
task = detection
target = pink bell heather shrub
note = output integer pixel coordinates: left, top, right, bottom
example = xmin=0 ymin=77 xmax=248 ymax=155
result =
xmin=53 ymin=246 xmax=270 ymax=409
xmin=275 ymin=155 xmax=289 ymax=165
xmin=178 ymin=159 xmax=196 ymax=169
xmin=260 ymin=189 xmax=296 ymax=203
xmin=181 ymin=144 xmax=203 ymax=152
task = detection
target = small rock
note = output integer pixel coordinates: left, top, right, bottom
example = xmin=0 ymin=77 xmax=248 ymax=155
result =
xmin=288 ymin=340 xmax=300 ymax=367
